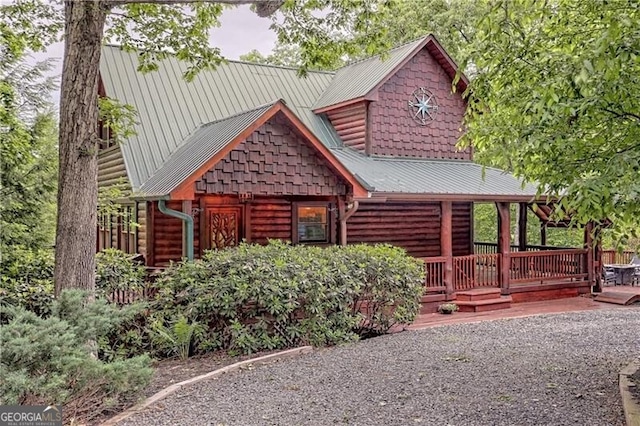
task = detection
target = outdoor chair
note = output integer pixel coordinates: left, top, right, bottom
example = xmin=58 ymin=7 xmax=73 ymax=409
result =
xmin=603 ymin=266 xmax=617 ymax=286
xmin=631 ymin=255 xmax=640 ymax=286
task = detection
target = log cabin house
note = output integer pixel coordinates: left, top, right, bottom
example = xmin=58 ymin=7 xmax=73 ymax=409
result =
xmin=97 ymin=35 xmax=602 ymax=313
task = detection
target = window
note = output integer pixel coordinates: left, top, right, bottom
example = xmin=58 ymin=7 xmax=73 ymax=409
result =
xmin=119 ymin=205 xmax=136 ymax=254
xmin=96 ymin=205 xmax=137 ymax=254
xmin=295 ymin=204 xmax=330 ymax=244
xmin=97 ymin=213 xmax=113 ymax=250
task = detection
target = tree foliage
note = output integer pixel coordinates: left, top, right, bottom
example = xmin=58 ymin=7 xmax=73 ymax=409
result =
xmin=463 ymin=0 xmax=640 ymax=243
xmin=239 ymin=44 xmax=305 ymax=68
xmin=243 ymin=0 xmax=485 ymax=70
xmin=0 ymin=56 xmax=58 ymax=264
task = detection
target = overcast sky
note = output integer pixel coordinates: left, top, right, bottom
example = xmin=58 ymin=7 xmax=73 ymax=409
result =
xmin=30 ymin=5 xmax=277 ymax=106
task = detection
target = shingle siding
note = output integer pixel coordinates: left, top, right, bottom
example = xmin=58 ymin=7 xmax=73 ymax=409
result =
xmin=194 ymin=113 xmax=347 ymax=196
xmin=369 ymin=48 xmax=470 ymax=160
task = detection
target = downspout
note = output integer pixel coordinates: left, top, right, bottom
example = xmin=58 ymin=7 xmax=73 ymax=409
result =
xmin=339 ymin=201 xmax=359 ymax=245
xmin=158 ymin=199 xmax=194 ymax=261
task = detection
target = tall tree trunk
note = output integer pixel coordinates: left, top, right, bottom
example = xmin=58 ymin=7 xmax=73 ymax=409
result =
xmin=54 ymin=1 xmax=107 ymax=296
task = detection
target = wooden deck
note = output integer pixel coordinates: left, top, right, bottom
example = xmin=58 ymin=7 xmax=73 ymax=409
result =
xmin=420 ymin=245 xmax=594 ymax=311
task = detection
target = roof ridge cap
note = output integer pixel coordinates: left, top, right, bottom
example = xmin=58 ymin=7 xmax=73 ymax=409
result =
xmin=201 ymin=100 xmax=281 ymax=128
xmin=102 ymin=44 xmax=336 ymax=75
xmin=334 ymin=35 xmax=429 ymax=71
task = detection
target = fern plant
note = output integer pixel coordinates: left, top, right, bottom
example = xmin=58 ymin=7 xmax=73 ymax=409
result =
xmin=149 ymin=315 xmax=202 ymax=359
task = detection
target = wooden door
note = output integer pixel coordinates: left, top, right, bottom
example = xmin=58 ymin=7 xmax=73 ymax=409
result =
xmin=205 ymin=206 xmax=242 ymax=250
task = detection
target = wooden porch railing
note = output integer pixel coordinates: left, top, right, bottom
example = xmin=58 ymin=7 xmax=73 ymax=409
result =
xmin=422 ymin=248 xmax=589 ymax=291
xmin=474 ymin=242 xmax=571 ymax=255
xmin=453 ymin=253 xmax=500 ymax=290
xmin=509 ymin=249 xmax=588 ymax=284
xmin=601 ymin=250 xmax=635 ymax=265
xmin=422 ymin=256 xmax=446 ymax=293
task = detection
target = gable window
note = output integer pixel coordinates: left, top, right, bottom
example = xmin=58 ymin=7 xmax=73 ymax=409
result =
xmin=294 ymin=203 xmax=330 ymax=244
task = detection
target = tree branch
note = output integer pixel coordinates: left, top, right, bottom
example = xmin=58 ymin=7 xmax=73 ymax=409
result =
xmin=104 ymin=0 xmax=284 ymax=17
xmin=603 ymin=108 xmax=640 ymax=122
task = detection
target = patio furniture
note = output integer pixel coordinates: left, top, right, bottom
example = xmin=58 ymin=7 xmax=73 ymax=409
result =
xmin=604 ymin=263 xmax=637 ymax=286
xmin=603 ymin=266 xmax=617 ymax=286
xmin=632 ymin=255 xmax=640 ymax=286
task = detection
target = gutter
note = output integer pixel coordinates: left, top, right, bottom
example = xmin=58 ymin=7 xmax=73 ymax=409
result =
xmin=158 ymin=199 xmax=194 ymax=261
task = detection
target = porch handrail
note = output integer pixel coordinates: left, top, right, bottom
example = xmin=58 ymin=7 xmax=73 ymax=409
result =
xmin=420 ymin=256 xmax=447 ymax=291
xmin=511 ymin=248 xmax=588 ymax=258
xmin=601 ymin=250 xmax=636 ymax=265
xmin=509 ymin=248 xmax=588 ymax=284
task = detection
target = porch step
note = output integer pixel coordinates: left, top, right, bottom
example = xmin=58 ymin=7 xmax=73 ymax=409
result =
xmin=456 ymin=296 xmax=513 ymax=313
xmin=594 ymin=291 xmax=640 ymax=306
xmin=456 ymin=288 xmax=502 ymax=302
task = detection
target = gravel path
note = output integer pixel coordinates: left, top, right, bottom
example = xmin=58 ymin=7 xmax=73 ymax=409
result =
xmin=121 ymin=308 xmax=640 ymax=426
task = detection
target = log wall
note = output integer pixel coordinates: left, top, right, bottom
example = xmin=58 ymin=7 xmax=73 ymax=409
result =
xmin=346 ymin=201 xmax=472 ymax=257
xmin=325 ymin=101 xmax=367 ymax=152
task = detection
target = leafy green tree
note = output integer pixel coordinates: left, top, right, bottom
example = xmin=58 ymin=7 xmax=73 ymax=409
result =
xmin=0 ymin=57 xmax=58 ymax=267
xmin=1 ymin=0 xmax=403 ymax=296
xmin=240 ymin=44 xmax=305 ymax=68
xmin=245 ymin=0 xmax=485 ymax=70
xmin=462 ymin=0 xmax=640 ymax=244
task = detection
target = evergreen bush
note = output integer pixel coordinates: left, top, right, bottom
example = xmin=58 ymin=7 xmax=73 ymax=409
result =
xmin=0 ymin=291 xmax=152 ymax=423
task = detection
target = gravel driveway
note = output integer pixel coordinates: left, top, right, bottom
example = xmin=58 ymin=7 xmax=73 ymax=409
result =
xmin=121 ymin=307 xmax=640 ymax=426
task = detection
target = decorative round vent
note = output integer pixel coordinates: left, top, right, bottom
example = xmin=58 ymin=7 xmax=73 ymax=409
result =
xmin=408 ymin=87 xmax=438 ymax=125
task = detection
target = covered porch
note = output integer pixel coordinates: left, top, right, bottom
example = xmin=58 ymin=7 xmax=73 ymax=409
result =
xmin=420 ymin=200 xmax=599 ymax=312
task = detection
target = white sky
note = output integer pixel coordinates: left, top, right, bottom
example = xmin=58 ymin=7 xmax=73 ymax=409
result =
xmin=29 ymin=5 xmax=277 ymax=106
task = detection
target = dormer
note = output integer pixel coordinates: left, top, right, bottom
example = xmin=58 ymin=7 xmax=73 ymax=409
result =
xmin=313 ymin=35 xmax=470 ymax=160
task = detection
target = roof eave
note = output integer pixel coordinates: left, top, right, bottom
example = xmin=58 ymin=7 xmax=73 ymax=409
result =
xmin=357 ymin=191 xmax=543 ymax=203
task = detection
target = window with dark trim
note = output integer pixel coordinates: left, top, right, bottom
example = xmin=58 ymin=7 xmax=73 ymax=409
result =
xmin=294 ymin=203 xmax=330 ymax=244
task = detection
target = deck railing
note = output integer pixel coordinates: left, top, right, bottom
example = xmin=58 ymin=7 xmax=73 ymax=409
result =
xmin=474 ymin=242 xmax=571 ymax=255
xmin=509 ymin=249 xmax=588 ymax=284
xmin=453 ymin=253 xmax=500 ymax=290
xmin=422 ymin=248 xmax=589 ymax=291
xmin=422 ymin=256 xmax=446 ymax=293
xmin=601 ymin=250 xmax=636 ymax=265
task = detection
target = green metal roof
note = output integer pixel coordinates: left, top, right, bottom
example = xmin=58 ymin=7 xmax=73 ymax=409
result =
xmin=332 ymin=148 xmax=539 ymax=198
xmin=312 ymin=37 xmax=426 ymax=110
xmin=100 ymin=46 xmax=340 ymax=191
xmin=138 ymin=101 xmax=279 ymax=198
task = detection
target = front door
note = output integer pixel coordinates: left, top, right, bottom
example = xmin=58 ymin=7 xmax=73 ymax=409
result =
xmin=205 ymin=206 xmax=242 ymax=250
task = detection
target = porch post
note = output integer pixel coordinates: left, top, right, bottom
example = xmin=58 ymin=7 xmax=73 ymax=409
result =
xmin=594 ymin=230 xmax=603 ymax=292
xmin=584 ymin=221 xmax=602 ymax=292
xmin=540 ymin=223 xmax=547 ymax=246
xmin=496 ymin=202 xmax=511 ymax=294
xmin=441 ymin=201 xmax=454 ymax=297
xmin=518 ymin=202 xmax=528 ymax=252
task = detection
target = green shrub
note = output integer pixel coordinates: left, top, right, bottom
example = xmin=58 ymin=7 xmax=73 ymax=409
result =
xmin=95 ymin=248 xmax=146 ymax=296
xmin=0 ymin=290 xmax=152 ymax=423
xmin=0 ymin=249 xmax=146 ymax=318
xmin=0 ymin=249 xmax=55 ymax=317
xmin=334 ymin=244 xmax=425 ymax=336
xmin=152 ymin=241 xmax=424 ymax=355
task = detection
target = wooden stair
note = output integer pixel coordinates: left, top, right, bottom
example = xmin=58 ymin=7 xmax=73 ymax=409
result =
xmin=455 ymin=288 xmax=512 ymax=312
